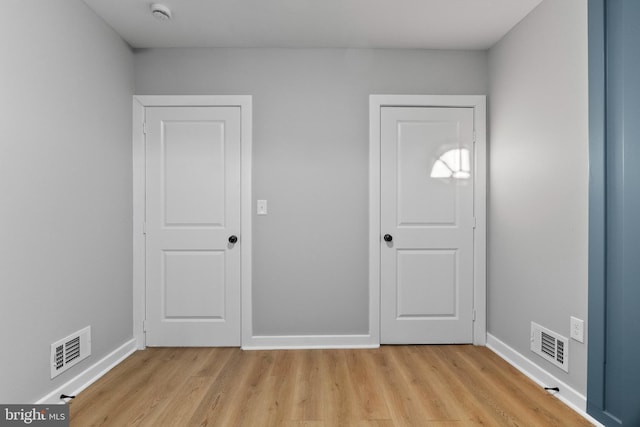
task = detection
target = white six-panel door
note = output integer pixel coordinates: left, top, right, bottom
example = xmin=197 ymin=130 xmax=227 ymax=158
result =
xmin=145 ymin=106 xmax=241 ymax=346
xmin=380 ymin=106 xmax=475 ymax=344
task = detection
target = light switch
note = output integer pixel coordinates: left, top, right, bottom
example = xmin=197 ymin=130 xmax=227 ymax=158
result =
xmin=257 ymin=200 xmax=268 ymax=215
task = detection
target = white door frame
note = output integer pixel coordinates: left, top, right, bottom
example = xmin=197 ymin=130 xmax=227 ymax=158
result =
xmin=132 ymin=95 xmax=252 ymax=349
xmin=369 ymin=95 xmax=487 ymax=345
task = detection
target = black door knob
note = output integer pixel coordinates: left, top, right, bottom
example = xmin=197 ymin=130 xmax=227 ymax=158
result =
xmin=228 ymin=235 xmax=238 ymax=244
xmin=383 ymin=234 xmax=393 ymax=242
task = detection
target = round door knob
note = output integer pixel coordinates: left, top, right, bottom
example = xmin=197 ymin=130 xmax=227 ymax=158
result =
xmin=383 ymin=234 xmax=393 ymax=242
xmin=228 ymin=235 xmax=238 ymax=244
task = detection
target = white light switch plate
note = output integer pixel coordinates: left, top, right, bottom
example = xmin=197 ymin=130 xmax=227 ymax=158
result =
xmin=570 ymin=316 xmax=584 ymax=343
xmin=257 ymin=200 xmax=268 ymax=215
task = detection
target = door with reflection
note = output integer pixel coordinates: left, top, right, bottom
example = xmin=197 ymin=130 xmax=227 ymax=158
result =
xmin=380 ymin=106 xmax=475 ymax=343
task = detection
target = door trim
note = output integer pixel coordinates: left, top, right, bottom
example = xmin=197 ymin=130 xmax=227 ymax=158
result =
xmin=369 ymin=95 xmax=487 ymax=345
xmin=132 ymin=95 xmax=252 ymax=349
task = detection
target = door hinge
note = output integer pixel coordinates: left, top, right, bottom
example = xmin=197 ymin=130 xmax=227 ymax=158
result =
xmin=142 ymin=222 xmax=147 ymax=235
xmin=473 ymin=130 xmax=476 ymax=143
xmin=473 ymin=310 xmax=477 ymax=322
xmin=142 ymin=320 xmax=147 ymax=332
xmin=473 ymin=217 xmax=477 ymax=229
xmin=143 ymin=122 xmax=147 ymax=134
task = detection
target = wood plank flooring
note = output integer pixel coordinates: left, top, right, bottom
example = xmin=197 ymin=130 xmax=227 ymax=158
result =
xmin=70 ymin=346 xmax=593 ymax=426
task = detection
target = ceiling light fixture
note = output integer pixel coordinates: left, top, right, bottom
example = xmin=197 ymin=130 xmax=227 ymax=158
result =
xmin=151 ymin=3 xmax=172 ymax=21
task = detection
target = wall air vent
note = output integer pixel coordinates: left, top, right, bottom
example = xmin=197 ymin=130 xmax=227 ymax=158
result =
xmin=50 ymin=326 xmax=91 ymax=378
xmin=530 ymin=322 xmax=568 ymax=372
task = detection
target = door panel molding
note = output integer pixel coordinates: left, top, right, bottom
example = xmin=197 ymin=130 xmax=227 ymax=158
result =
xmin=133 ymin=95 xmax=252 ymax=349
xmin=369 ymin=95 xmax=486 ymax=345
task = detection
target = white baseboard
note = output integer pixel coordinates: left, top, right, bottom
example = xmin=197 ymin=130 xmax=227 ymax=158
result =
xmin=36 ymin=338 xmax=137 ymax=404
xmin=242 ymin=334 xmax=378 ymax=350
xmin=486 ymin=333 xmax=604 ymax=427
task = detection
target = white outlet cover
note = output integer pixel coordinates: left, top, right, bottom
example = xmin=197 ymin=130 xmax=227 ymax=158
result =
xmin=570 ymin=316 xmax=584 ymax=343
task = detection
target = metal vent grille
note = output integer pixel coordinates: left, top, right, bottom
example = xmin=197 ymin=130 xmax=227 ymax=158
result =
xmin=65 ymin=337 xmax=81 ymax=364
xmin=541 ymin=331 xmax=556 ymax=358
xmin=50 ymin=326 xmax=91 ymax=378
xmin=531 ymin=322 xmax=569 ymax=372
xmin=54 ymin=345 xmax=64 ymax=371
xmin=557 ymin=340 xmax=565 ymax=364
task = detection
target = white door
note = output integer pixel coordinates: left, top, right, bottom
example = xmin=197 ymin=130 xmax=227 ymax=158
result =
xmin=145 ymin=106 xmax=241 ymax=346
xmin=380 ymin=106 xmax=475 ymax=344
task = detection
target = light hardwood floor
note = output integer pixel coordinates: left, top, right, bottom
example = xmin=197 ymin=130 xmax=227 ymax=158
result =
xmin=70 ymin=345 xmax=592 ymax=426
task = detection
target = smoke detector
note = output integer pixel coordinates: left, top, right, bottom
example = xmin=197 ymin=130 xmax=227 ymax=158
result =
xmin=151 ymin=3 xmax=172 ymax=21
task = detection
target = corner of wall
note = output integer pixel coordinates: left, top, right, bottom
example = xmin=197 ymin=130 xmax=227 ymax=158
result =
xmin=487 ymin=0 xmax=589 ymax=397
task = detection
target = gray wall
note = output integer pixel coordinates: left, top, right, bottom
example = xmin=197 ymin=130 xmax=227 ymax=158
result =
xmin=0 ymin=1 xmax=134 ymax=402
xmin=135 ymin=48 xmax=488 ymax=335
xmin=488 ymin=0 xmax=588 ymax=393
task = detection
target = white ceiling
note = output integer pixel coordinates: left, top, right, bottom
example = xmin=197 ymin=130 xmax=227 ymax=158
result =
xmin=83 ymin=0 xmax=542 ymax=50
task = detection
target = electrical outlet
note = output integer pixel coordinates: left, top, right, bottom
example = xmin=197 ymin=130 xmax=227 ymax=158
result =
xmin=570 ymin=316 xmax=584 ymax=343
